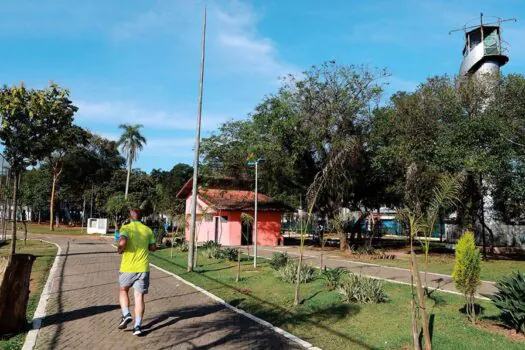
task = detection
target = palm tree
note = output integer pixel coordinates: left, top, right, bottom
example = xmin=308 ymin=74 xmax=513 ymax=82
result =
xmin=117 ymin=124 xmax=147 ymax=199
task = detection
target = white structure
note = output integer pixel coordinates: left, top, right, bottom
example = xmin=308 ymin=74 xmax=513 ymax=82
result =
xmin=87 ymin=218 xmax=108 ymax=235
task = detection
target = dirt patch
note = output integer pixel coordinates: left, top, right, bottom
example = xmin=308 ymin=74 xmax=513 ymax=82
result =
xmin=477 ymin=319 xmax=525 ymax=342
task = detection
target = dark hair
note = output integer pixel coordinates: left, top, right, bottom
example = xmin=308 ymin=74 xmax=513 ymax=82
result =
xmin=130 ymin=208 xmax=142 ymax=220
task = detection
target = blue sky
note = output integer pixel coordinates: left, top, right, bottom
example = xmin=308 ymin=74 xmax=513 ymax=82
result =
xmin=1 ymin=0 xmax=524 ymax=171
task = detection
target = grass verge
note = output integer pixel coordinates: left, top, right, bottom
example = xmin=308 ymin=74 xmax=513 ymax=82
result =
xmin=151 ymin=247 xmax=524 ymax=350
xmin=0 ymin=240 xmax=58 ymax=350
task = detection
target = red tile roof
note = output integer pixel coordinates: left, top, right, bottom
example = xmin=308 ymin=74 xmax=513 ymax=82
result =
xmin=199 ymin=189 xmax=290 ymax=212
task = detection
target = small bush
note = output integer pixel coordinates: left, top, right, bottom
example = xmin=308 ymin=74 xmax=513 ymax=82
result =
xmin=202 ymin=240 xmax=221 ymax=250
xmin=206 ymin=246 xmax=239 ymax=261
xmin=452 ymin=230 xmax=481 ymax=322
xmin=222 ymin=247 xmax=239 ymax=262
xmin=488 ymin=270 xmax=525 ymax=333
xmin=206 ymin=245 xmax=224 ymax=259
xmin=179 ymin=240 xmax=189 ymax=252
xmin=321 ymin=267 xmax=346 ymax=290
xmin=269 ymin=252 xmax=289 ymax=270
xmin=338 ymin=274 xmax=387 ymax=304
xmin=278 ymin=259 xmax=317 ymax=284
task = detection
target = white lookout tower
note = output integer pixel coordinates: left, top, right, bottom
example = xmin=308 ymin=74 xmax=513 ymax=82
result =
xmin=452 ymin=13 xmax=516 ymax=79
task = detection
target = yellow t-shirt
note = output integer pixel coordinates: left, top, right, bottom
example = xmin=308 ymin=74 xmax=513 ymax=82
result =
xmin=119 ymin=221 xmax=155 ymax=273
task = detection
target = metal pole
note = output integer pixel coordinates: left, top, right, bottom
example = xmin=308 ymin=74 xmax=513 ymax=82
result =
xmin=254 ymin=161 xmax=258 ymax=267
xmin=90 ymin=183 xmax=94 ymax=218
xmin=188 ymin=6 xmax=207 ymax=272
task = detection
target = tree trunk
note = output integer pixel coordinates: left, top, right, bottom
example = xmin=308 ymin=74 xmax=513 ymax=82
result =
xmin=293 ymin=251 xmax=303 ymax=306
xmin=9 ymin=172 xmax=18 ymax=260
xmin=339 ymin=231 xmax=347 ymax=251
xmin=124 ymin=155 xmax=132 ymax=199
xmin=411 ymin=299 xmax=421 ymax=350
xmin=49 ymin=174 xmax=57 ymax=231
xmin=411 ymin=250 xmax=432 ymax=350
xmin=236 ymin=249 xmax=241 ymax=282
xmin=38 ymin=210 xmax=41 ymax=224
xmin=0 ymin=254 xmax=36 ymax=335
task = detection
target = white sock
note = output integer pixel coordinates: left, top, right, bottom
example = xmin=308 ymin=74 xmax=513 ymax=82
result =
xmin=135 ymin=316 xmax=142 ymax=327
xmin=122 ymin=307 xmax=130 ymax=317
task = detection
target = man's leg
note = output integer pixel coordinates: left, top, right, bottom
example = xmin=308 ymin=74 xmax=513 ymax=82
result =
xmin=133 ymin=290 xmax=145 ymax=327
xmin=118 ymin=274 xmax=133 ymax=329
xmin=119 ymin=287 xmax=130 ymax=315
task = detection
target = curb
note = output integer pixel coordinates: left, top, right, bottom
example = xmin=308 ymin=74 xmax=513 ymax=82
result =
xmin=22 ymin=239 xmax=62 ymax=350
xmin=150 ymin=263 xmax=319 ymax=349
xmin=113 ymin=243 xmax=320 ymax=348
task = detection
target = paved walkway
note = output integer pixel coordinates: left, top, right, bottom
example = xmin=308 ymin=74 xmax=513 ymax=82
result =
xmin=31 ymin=235 xmax=302 ymax=350
xmin=255 ymin=246 xmax=497 ymax=297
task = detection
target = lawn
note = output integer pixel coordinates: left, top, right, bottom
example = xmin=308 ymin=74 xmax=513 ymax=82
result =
xmin=151 ymin=247 xmax=524 ymax=350
xmin=338 ymin=250 xmax=525 ymax=282
xmin=0 ymin=240 xmax=58 ymax=350
xmin=26 ymin=223 xmax=86 ymax=235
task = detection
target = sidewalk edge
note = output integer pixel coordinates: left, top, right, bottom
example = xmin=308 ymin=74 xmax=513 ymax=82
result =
xmin=22 ymin=239 xmax=62 ymax=350
xmin=150 ymin=262 xmax=319 ymax=350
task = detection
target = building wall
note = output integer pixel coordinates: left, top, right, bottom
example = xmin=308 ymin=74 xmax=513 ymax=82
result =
xmin=183 ymin=195 xmax=283 ymax=246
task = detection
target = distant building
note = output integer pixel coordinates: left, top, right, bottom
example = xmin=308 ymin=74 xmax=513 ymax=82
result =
xmin=177 ymin=178 xmax=291 ymax=246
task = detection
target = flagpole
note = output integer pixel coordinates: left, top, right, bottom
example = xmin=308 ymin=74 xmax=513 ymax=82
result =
xmin=188 ymin=6 xmax=207 ymax=272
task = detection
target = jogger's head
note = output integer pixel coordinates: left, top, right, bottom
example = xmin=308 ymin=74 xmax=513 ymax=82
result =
xmin=129 ymin=208 xmax=143 ymax=221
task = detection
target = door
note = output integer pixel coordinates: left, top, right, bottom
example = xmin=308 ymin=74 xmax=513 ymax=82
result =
xmin=214 ymin=217 xmax=219 ymax=243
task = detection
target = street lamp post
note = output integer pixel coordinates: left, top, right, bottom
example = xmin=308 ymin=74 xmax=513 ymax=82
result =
xmin=247 ymin=158 xmax=264 ymax=268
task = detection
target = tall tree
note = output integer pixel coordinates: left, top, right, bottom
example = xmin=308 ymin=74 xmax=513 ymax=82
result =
xmin=46 ymin=125 xmax=89 ymax=230
xmin=118 ymin=124 xmax=147 ymax=199
xmin=0 ymin=83 xmax=76 ymax=335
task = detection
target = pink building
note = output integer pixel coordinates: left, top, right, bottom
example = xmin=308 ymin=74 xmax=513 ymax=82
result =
xmin=177 ymin=179 xmax=289 ymax=246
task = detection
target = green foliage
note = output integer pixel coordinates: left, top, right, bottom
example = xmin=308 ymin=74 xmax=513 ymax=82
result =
xmin=118 ymin=124 xmax=147 ymax=163
xmin=202 ymin=240 xmax=221 ymax=250
xmin=269 ymin=252 xmax=289 ymax=270
xmin=320 ymin=267 xmax=347 ymax=290
xmin=179 ymin=240 xmax=189 ymax=252
xmin=338 ymin=274 xmax=387 ymax=304
xmin=105 ymin=194 xmax=129 ymax=228
xmin=452 ymin=230 xmax=482 ymax=297
xmin=204 ymin=243 xmax=238 ymax=262
xmin=278 ymin=259 xmax=317 ymax=284
xmin=488 ymin=270 xmax=525 ymax=333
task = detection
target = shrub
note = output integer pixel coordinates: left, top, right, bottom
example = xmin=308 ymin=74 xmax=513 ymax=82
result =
xmin=321 ymin=267 xmax=346 ymax=290
xmin=488 ymin=270 xmax=525 ymax=333
xmin=338 ymin=274 xmax=387 ymax=304
xmin=179 ymin=240 xmax=189 ymax=252
xmin=206 ymin=246 xmax=239 ymax=262
xmin=269 ymin=252 xmax=289 ymax=270
xmin=222 ymin=247 xmax=239 ymax=262
xmin=202 ymin=240 xmax=221 ymax=250
xmin=452 ymin=230 xmax=481 ymax=322
xmin=278 ymin=260 xmax=317 ymax=284
xmin=206 ymin=245 xmax=224 ymax=259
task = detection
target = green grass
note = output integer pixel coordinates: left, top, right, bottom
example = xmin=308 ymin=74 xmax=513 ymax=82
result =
xmin=25 ymin=223 xmax=86 ymax=235
xmin=151 ymin=248 xmax=524 ymax=350
xmin=0 ymin=240 xmax=58 ymax=350
xmin=341 ymin=251 xmax=525 ymax=282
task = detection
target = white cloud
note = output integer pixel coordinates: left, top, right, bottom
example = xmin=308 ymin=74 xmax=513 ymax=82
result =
xmin=111 ymin=0 xmax=295 ymax=81
xmin=76 ymin=100 xmax=232 ymax=132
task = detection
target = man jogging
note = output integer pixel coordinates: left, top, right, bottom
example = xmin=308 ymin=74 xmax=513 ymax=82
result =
xmin=117 ymin=208 xmax=156 ymax=335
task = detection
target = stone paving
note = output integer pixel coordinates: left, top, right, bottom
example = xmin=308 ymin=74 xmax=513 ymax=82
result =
xmin=32 ymin=235 xmax=302 ymax=350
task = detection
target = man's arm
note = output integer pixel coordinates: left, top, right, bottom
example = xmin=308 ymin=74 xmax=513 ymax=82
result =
xmin=148 ymin=231 xmax=156 ymax=252
xmin=118 ymin=236 xmax=128 ymax=254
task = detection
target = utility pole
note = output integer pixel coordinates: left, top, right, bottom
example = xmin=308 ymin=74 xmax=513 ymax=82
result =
xmin=188 ymin=6 xmax=207 ymax=272
xmin=247 ymin=158 xmax=264 ymax=268
xmin=254 ymin=160 xmax=258 ymax=267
